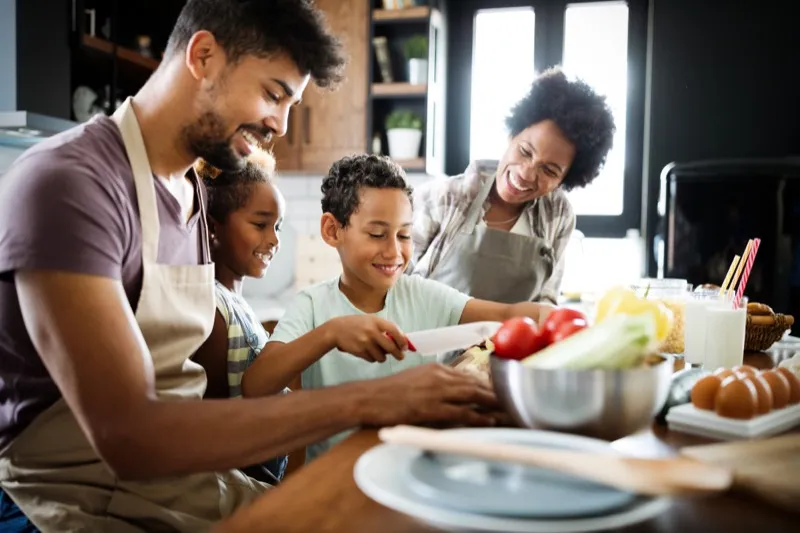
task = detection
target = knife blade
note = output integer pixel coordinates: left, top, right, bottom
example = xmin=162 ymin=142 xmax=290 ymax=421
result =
xmin=405 ymin=321 xmax=502 ymax=356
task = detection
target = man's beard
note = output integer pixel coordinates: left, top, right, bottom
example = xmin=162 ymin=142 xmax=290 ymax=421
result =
xmin=181 ymin=110 xmax=244 ymax=172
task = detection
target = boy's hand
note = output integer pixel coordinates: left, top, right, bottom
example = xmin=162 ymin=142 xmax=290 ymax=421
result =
xmin=356 ymin=363 xmax=501 ymax=427
xmin=328 ymin=315 xmax=409 ymax=362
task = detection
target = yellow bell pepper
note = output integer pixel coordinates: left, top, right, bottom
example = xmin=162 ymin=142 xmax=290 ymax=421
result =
xmin=595 ymin=286 xmax=674 ymax=343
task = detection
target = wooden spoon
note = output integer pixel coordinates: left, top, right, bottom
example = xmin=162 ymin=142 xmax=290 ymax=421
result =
xmin=378 ymin=425 xmax=733 ymax=497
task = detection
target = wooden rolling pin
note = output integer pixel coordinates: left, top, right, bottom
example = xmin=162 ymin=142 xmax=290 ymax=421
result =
xmin=378 ymin=425 xmax=733 ymax=497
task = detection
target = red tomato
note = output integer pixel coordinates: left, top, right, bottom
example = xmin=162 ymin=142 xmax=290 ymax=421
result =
xmin=492 ymin=317 xmax=549 ymax=360
xmin=549 ymin=318 xmax=588 ymax=343
xmin=542 ymin=308 xmax=588 ymax=335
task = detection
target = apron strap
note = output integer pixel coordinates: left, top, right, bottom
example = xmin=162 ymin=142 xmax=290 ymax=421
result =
xmin=190 ymin=168 xmax=212 ymax=264
xmin=112 ymin=98 xmax=160 ymax=264
xmin=462 ymin=173 xmax=497 ymax=233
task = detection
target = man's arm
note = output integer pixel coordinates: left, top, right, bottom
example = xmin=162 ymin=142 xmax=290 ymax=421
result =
xmin=20 ymin=270 xmax=494 ymax=482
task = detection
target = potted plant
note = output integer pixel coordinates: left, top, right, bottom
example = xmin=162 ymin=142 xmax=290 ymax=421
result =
xmin=403 ymin=34 xmax=428 ymax=85
xmin=385 ymin=110 xmax=423 ymax=160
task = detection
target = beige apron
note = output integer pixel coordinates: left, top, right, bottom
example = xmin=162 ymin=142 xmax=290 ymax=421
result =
xmin=0 ymin=98 xmax=268 ymax=532
xmin=424 ymin=175 xmax=555 ymax=303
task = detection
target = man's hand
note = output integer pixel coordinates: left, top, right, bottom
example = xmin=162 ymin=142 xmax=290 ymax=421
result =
xmin=327 ymin=315 xmax=409 ymax=362
xmin=356 ymin=363 xmax=500 ymax=427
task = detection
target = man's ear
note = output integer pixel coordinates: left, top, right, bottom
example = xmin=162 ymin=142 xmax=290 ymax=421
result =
xmin=320 ymin=213 xmax=342 ymax=247
xmin=208 ymin=216 xmax=220 ymax=237
xmin=185 ymin=30 xmax=224 ymax=81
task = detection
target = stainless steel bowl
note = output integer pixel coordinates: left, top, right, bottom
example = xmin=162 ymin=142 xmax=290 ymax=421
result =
xmin=490 ymin=355 xmax=673 ymax=441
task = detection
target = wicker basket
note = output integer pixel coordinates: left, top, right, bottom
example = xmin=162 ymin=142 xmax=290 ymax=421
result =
xmin=745 ymin=313 xmax=794 ymax=352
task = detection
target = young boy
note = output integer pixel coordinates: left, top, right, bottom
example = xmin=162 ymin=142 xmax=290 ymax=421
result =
xmin=242 ymin=154 xmax=551 ymax=461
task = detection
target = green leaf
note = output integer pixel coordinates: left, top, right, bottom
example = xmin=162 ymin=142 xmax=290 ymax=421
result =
xmin=385 ymin=110 xmax=423 ymax=130
xmin=403 ymin=35 xmax=428 ymax=60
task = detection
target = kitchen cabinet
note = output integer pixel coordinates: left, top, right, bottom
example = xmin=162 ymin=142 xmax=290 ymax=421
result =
xmin=368 ymin=1 xmax=447 ymax=175
xmin=270 ymin=0 xmax=369 ymax=173
xmin=68 ymin=0 xmax=184 ymax=121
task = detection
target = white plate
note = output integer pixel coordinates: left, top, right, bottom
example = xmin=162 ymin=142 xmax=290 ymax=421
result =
xmin=354 ymin=428 xmax=670 ymax=533
xmin=402 ymin=434 xmax=637 ymax=518
xmin=666 ymin=402 xmax=800 ymax=440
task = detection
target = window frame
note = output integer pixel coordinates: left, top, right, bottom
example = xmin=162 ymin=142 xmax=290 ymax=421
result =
xmin=444 ymin=0 xmax=649 ymax=239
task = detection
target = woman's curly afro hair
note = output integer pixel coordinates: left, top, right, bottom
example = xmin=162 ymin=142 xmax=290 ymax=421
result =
xmin=505 ymin=67 xmax=616 ymax=191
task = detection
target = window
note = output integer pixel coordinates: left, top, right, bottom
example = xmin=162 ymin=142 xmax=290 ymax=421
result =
xmin=452 ymin=0 xmax=648 ymax=238
xmin=562 ymin=1 xmax=629 ymax=216
xmin=469 ymin=7 xmax=536 ymax=162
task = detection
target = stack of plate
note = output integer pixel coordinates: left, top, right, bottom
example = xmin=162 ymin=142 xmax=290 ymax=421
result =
xmin=354 ymin=428 xmax=670 ymax=533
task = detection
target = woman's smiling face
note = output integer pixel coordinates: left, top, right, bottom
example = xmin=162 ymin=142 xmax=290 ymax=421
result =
xmin=494 ymin=119 xmax=576 ymax=205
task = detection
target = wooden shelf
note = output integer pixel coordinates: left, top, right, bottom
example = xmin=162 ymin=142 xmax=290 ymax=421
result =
xmin=372 ymin=83 xmax=427 ymax=98
xmin=373 ymin=6 xmax=430 ymax=23
xmin=81 ymin=34 xmax=159 ymax=72
xmin=395 ymin=157 xmax=425 ymax=171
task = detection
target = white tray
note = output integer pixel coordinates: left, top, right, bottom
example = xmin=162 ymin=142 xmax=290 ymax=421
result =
xmin=666 ymin=402 xmax=800 ymax=440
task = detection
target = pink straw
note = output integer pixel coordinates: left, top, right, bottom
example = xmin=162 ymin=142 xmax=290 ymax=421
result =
xmin=734 ymin=238 xmax=760 ymax=308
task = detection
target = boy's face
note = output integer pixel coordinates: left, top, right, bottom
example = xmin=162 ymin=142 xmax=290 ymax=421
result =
xmin=326 ymin=187 xmax=413 ymax=292
xmin=214 ymin=181 xmax=286 ymax=280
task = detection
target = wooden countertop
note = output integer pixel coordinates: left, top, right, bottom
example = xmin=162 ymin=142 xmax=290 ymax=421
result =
xmin=212 ymin=353 xmax=800 ymax=533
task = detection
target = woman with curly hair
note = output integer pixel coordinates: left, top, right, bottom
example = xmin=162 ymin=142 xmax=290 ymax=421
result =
xmin=410 ymin=67 xmax=616 ymax=304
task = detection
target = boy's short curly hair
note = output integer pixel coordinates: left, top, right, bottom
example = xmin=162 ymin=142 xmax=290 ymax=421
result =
xmin=197 ymin=149 xmax=276 ymax=222
xmin=505 ymin=67 xmax=616 ymax=191
xmin=166 ymin=0 xmax=346 ymax=89
xmin=321 ymin=154 xmax=412 ymax=227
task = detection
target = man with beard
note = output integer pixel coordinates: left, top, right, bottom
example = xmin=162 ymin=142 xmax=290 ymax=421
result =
xmin=0 ymin=1 xmax=498 ymax=531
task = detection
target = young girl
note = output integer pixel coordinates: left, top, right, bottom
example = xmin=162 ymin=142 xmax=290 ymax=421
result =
xmin=192 ymin=149 xmax=289 ymax=484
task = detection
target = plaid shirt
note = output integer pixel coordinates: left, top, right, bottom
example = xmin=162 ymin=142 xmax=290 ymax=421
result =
xmin=410 ymin=160 xmax=576 ymax=305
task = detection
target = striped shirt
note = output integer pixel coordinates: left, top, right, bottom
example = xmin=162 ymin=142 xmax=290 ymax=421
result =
xmin=409 ymin=159 xmax=576 ymax=305
xmin=214 ymin=280 xmax=269 ymax=398
xmin=214 ymin=281 xmax=290 ymax=483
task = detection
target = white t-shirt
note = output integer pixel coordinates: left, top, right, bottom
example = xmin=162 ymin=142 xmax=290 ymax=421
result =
xmin=269 ymin=274 xmax=472 ymax=461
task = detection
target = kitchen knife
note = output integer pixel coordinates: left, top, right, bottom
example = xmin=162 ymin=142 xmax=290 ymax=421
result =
xmin=405 ymin=321 xmax=502 ymax=356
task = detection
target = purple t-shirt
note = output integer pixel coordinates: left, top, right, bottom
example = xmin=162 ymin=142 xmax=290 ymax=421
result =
xmin=0 ymin=115 xmax=207 ymax=449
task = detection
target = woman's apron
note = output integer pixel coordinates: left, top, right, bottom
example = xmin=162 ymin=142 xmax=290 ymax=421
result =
xmin=0 ymin=97 xmax=268 ymax=533
xmin=425 ymin=176 xmax=555 ymax=304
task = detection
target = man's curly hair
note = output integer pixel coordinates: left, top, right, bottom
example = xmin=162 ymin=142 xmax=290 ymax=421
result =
xmin=197 ymin=149 xmax=276 ymax=222
xmin=166 ymin=0 xmax=346 ymax=89
xmin=321 ymin=154 xmax=412 ymax=227
xmin=505 ymin=67 xmax=616 ymax=191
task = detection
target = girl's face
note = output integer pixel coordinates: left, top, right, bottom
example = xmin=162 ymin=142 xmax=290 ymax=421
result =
xmin=213 ymin=181 xmax=286 ymax=281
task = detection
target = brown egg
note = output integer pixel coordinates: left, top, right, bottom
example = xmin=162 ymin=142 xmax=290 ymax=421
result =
xmin=776 ymin=367 xmax=800 ymax=404
xmin=714 ymin=376 xmax=758 ymax=419
xmin=760 ymin=370 xmax=791 ymax=409
xmin=691 ymin=375 xmax=723 ymax=410
xmin=732 ymin=365 xmax=758 ymax=375
xmin=741 ymin=374 xmax=773 ymax=415
xmin=714 ymin=368 xmax=735 ymax=380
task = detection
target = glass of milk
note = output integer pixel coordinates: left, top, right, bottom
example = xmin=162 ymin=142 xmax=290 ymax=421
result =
xmin=684 ymin=290 xmax=731 ymax=366
xmin=704 ymin=296 xmax=749 ymax=371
